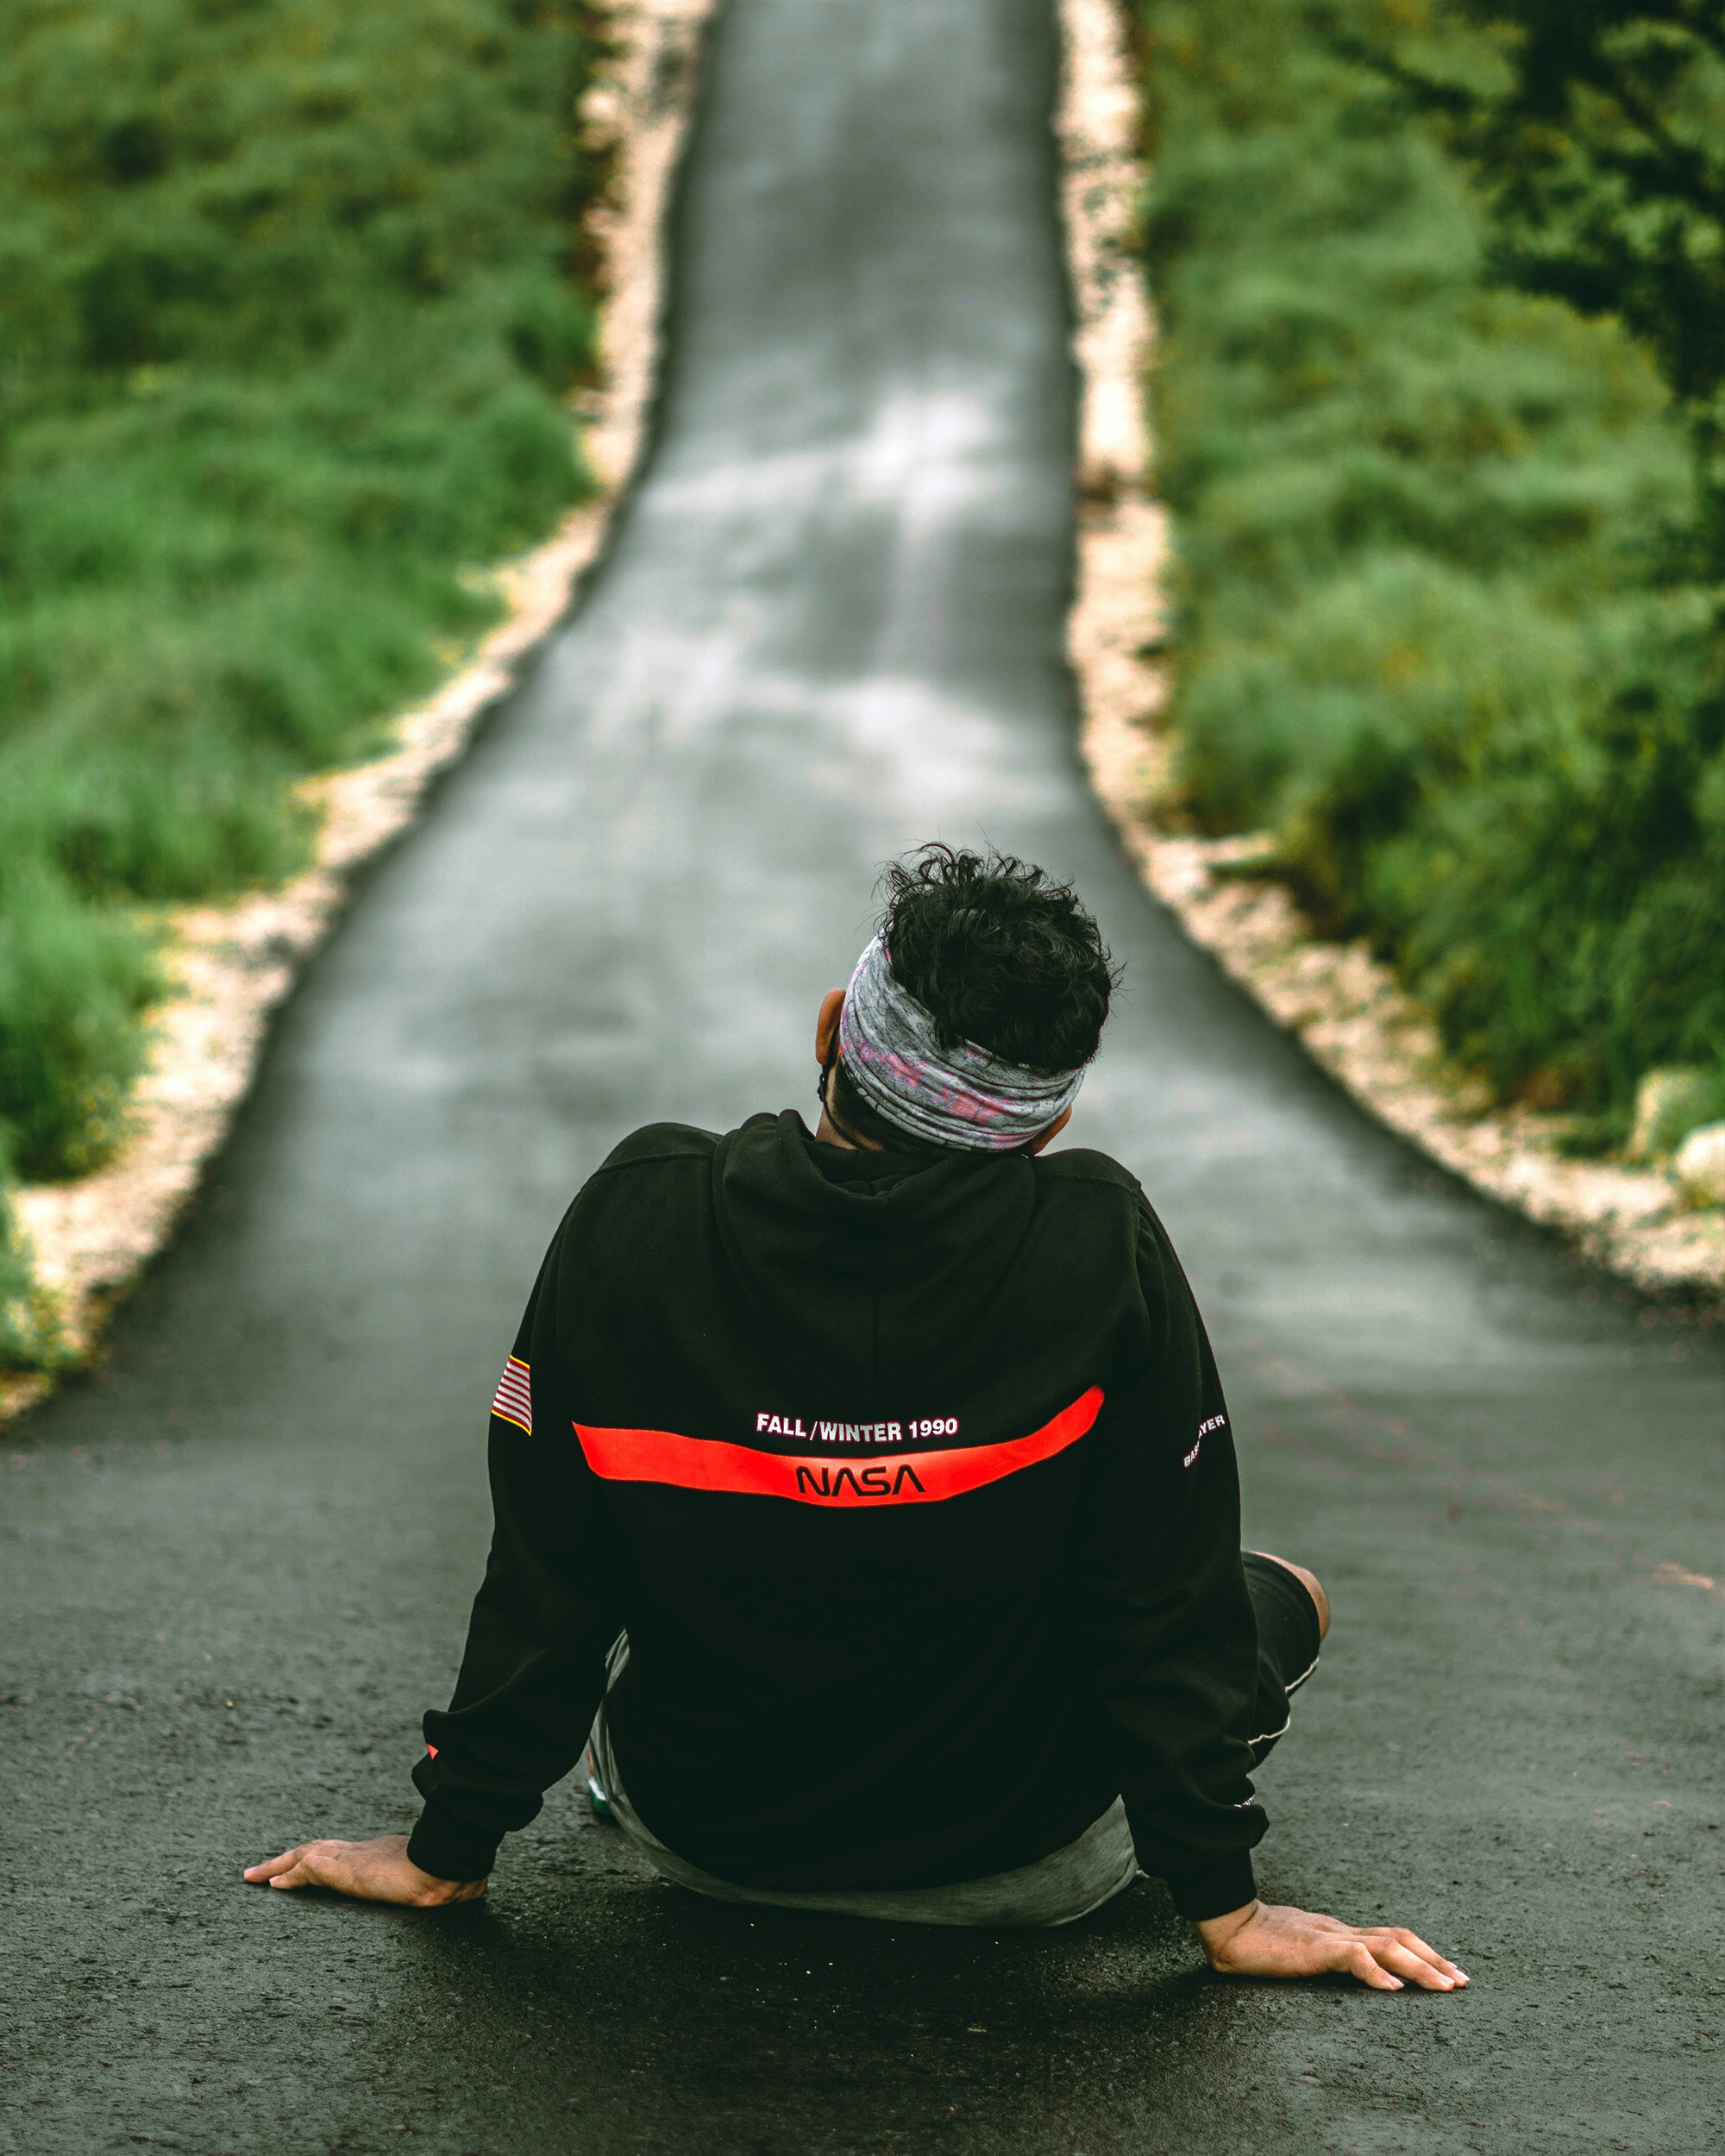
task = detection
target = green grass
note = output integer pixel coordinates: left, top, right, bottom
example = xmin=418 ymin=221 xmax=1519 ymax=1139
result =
xmin=1138 ymin=0 xmax=1725 ymax=1124
xmin=0 ymin=1175 xmax=66 ymax=1375
xmin=0 ymin=0 xmax=605 ymax=1231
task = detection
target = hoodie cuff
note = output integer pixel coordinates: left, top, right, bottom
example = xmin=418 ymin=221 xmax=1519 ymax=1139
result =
xmin=406 ymin=1798 xmax=500 ymax=1884
xmin=1165 ymin=1853 xmax=1258 ymax=1922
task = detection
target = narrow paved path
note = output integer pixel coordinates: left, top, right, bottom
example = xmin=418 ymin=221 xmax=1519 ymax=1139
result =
xmin=5 ymin=3 xmax=1721 ymax=2151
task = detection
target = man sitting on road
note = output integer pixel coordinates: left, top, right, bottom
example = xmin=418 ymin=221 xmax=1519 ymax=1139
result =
xmin=248 ymin=846 xmax=1465 ymax=1992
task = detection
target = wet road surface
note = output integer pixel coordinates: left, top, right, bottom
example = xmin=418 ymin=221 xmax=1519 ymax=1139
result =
xmin=4 ymin=1 xmax=1722 ymax=2150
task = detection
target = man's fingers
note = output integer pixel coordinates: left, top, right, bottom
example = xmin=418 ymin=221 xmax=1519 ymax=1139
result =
xmin=1368 ymin=1927 xmax=1469 ymax=1983
xmin=1345 ymin=1925 xmax=1469 ymax=1990
xmin=1374 ymin=1940 xmax=1458 ymax=1990
xmin=243 ymin=1846 xmax=310 ymax=1883
xmin=246 ymin=1840 xmax=345 ymax=1891
xmin=1342 ymin=1942 xmax=1402 ymax=1990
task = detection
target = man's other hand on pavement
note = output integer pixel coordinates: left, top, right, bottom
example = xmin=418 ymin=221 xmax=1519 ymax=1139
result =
xmin=243 ymin=1833 xmax=485 ymax=1907
xmin=1195 ymin=1900 xmax=1468 ymax=1990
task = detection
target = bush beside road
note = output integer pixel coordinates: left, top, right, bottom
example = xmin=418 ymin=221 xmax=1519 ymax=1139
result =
xmin=0 ymin=0 xmax=608 ymax=1363
xmin=1136 ymin=0 xmax=1725 ymax=1156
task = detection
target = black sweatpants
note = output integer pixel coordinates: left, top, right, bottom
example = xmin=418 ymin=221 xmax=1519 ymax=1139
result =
xmin=1242 ymin=1551 xmax=1325 ymax=1764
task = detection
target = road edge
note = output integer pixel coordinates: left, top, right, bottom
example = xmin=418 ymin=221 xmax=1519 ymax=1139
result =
xmin=1 ymin=0 xmax=721 ymax=1419
xmin=1053 ymin=0 xmax=1725 ymax=1307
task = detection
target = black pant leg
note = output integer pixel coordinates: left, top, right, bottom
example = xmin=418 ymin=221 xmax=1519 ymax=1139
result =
xmin=1241 ymin=1552 xmax=1323 ymax=1766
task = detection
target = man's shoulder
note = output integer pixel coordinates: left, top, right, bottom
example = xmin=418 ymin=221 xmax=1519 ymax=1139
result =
xmin=555 ymin=1125 xmax=719 ymax=1253
xmin=1033 ymin=1144 xmax=1145 ymax=1200
xmin=593 ymin=1121 xmax=720 ymax=1179
xmin=1035 ymin=1146 xmax=1182 ymax=1288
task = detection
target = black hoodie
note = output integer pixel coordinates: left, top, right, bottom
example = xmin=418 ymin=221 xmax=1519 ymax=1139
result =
xmin=408 ymin=1111 xmax=1266 ymax=1920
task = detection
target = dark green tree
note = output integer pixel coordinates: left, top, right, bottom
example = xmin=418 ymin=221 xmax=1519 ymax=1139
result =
xmin=1376 ymin=0 xmax=1725 ymax=573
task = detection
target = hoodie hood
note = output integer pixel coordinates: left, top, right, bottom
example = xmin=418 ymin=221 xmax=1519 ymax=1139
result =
xmin=711 ymin=1111 xmax=1042 ymax=1397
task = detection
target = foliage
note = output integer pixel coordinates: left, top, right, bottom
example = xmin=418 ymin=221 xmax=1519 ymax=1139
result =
xmin=1363 ymin=0 xmax=1725 ymax=574
xmin=0 ymin=0 xmax=605 ymax=1185
xmin=1138 ymin=0 xmax=1725 ymax=1122
xmin=0 ymin=1136 xmax=66 ymax=1372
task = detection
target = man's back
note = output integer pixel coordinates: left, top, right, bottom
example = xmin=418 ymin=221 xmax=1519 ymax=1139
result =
xmin=414 ymin=1107 xmax=1265 ymax=1902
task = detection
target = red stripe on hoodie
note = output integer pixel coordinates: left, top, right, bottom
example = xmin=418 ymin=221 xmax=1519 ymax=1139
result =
xmin=574 ymin=1385 xmax=1103 ymax=1507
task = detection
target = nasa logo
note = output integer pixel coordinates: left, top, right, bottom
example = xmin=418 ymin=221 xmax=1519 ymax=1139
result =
xmin=793 ymin=1463 xmax=928 ymax=1500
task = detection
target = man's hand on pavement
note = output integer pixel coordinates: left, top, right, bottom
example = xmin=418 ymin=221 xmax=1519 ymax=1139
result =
xmin=243 ymin=1833 xmax=486 ymax=1908
xmin=1194 ymin=1900 xmax=1467 ymax=1990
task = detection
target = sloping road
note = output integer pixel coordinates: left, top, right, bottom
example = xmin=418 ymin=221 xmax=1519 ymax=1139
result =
xmin=3 ymin=2 xmax=1721 ymax=2151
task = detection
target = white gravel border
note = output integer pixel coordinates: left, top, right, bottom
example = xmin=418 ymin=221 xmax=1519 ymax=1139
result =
xmin=2 ymin=0 xmax=720 ymax=1416
xmin=1054 ymin=0 xmax=1724 ymax=1304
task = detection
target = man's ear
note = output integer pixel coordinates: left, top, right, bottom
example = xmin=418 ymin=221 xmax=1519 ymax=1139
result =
xmin=816 ymin=989 xmax=845 ymax=1068
xmin=1028 ymin=1106 xmax=1073 ymax=1155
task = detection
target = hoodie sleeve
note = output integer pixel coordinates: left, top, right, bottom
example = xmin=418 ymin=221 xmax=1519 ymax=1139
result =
xmin=405 ymin=1219 xmax=614 ymax=1883
xmin=1070 ymin=1199 xmax=1265 ymax=1921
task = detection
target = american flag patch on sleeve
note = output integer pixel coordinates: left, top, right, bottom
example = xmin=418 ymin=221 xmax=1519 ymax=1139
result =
xmin=491 ymin=1356 xmax=532 ymax=1435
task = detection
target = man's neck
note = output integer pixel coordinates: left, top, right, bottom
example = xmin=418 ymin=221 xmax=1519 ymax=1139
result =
xmin=813 ymin=1106 xmax=878 ymax=1152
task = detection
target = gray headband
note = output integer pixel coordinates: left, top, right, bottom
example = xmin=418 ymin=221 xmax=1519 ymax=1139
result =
xmin=834 ymin=935 xmax=1088 ymax=1152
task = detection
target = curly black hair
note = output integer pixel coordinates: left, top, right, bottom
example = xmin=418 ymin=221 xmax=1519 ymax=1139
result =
xmin=824 ymin=847 xmax=1117 ymax=1153
xmin=881 ymin=844 xmax=1119 ymax=1072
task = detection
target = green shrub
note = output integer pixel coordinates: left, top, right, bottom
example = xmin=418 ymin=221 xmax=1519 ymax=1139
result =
xmin=0 ymin=0 xmax=605 ymax=1213
xmin=1139 ymin=0 xmax=1725 ymax=1119
xmin=0 ymin=859 xmax=161 ymax=1179
xmin=0 ymin=1181 xmax=67 ymax=1373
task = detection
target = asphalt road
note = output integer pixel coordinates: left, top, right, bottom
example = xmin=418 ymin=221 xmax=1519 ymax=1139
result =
xmin=4 ymin=1 xmax=1722 ymax=2150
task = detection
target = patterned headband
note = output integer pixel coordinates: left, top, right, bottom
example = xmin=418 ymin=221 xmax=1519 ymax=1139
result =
xmin=834 ymin=934 xmax=1088 ymax=1152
